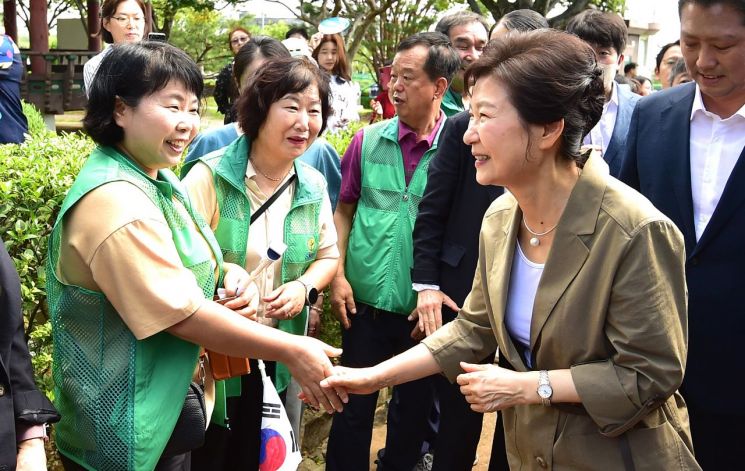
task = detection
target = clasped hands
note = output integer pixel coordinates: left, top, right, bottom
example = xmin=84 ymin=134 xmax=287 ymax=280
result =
xmin=221 ymin=263 xmax=307 ymax=321
xmin=319 ymin=362 xmax=537 ymax=413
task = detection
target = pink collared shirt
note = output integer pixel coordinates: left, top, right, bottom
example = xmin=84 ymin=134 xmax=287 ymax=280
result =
xmin=339 ymin=113 xmax=445 ymax=203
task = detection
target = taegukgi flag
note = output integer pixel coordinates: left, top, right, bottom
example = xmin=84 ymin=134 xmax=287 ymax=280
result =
xmin=259 ymin=360 xmax=302 ymax=471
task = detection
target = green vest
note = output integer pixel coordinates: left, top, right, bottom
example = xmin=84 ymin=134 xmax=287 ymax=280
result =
xmin=441 ymin=87 xmax=464 ymax=117
xmin=47 ymin=146 xmax=223 ymax=471
xmin=345 ymin=117 xmax=445 ymax=315
xmin=182 ymin=135 xmax=325 ymax=396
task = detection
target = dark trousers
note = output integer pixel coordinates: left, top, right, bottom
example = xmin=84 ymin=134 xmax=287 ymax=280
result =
xmin=488 ymin=414 xmax=509 ymax=471
xmin=62 ymin=452 xmax=191 ymax=471
xmin=191 ymin=359 xmax=278 ymax=471
xmin=326 ymin=303 xmax=435 ymax=471
xmin=429 ymin=373 xmax=484 ymax=470
xmin=687 ymin=404 xmax=743 ymax=469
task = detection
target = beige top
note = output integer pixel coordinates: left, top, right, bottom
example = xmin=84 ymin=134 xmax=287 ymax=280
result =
xmin=183 ymin=160 xmax=339 ymax=323
xmin=58 ymin=180 xmax=218 ymax=419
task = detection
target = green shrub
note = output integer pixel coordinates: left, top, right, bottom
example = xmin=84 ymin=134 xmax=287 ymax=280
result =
xmin=21 ymin=100 xmax=52 ymax=138
xmin=324 ymin=120 xmax=365 ymax=157
xmin=0 ymin=126 xmax=95 ymax=395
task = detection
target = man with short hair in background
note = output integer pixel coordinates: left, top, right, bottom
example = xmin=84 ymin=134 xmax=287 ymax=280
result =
xmin=434 ymin=12 xmax=488 ymax=116
xmin=326 ymin=32 xmax=460 ymax=471
xmin=620 ymin=1 xmax=745 ymax=467
xmin=566 ymin=9 xmax=641 ymax=177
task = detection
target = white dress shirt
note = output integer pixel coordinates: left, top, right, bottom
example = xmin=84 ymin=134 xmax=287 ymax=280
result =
xmin=583 ymin=81 xmax=619 ymax=156
xmin=689 ymin=85 xmax=745 ymax=241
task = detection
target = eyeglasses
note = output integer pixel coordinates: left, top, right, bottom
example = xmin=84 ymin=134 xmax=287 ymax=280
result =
xmin=110 ymin=15 xmax=145 ymax=26
xmin=230 ymin=35 xmax=250 ymax=46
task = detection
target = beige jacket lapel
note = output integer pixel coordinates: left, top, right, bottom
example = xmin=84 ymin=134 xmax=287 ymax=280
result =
xmin=529 ymin=155 xmax=608 ymax=360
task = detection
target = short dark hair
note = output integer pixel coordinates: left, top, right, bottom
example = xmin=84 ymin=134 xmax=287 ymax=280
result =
xmin=465 ymin=29 xmax=605 ymax=165
xmin=565 ymin=9 xmax=628 ymax=55
xmin=679 ymin=0 xmax=745 ymax=24
xmin=669 ymin=57 xmax=690 ymax=86
xmin=435 ymin=11 xmax=489 ymax=39
xmin=636 ymin=75 xmax=651 ymax=86
xmin=236 ymin=56 xmax=331 ymax=139
xmin=99 ymin=0 xmax=150 ymax=44
xmin=624 ymin=62 xmax=637 ymax=74
xmin=655 ymin=40 xmax=680 ymax=71
xmin=84 ymin=41 xmax=203 ymax=146
xmin=285 ymin=26 xmax=309 ymax=40
xmin=491 ymin=9 xmax=549 ymax=35
xmin=396 ymin=32 xmax=460 ymax=85
xmin=233 ymin=36 xmax=291 ymax=85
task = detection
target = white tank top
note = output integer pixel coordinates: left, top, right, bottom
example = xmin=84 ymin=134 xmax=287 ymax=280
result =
xmin=505 ymin=242 xmax=544 ymax=367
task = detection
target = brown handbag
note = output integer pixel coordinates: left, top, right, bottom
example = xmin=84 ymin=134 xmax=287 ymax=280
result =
xmin=207 ymin=295 xmax=251 ymax=380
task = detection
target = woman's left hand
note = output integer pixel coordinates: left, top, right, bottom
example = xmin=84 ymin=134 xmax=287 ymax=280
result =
xmin=456 ymin=362 xmax=535 ymax=413
xmin=264 ymin=280 xmax=306 ymax=319
xmin=221 ymin=263 xmax=260 ymax=319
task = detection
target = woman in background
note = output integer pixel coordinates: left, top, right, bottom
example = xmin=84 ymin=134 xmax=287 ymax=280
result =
xmin=312 ymin=34 xmax=359 ymax=133
xmin=83 ymin=0 xmax=149 ymax=95
xmin=213 ymin=26 xmax=251 ymax=124
xmin=182 ymin=56 xmax=339 ymax=470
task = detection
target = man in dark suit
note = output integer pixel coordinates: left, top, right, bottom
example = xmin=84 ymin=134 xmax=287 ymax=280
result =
xmin=566 ymin=9 xmax=640 ymax=177
xmin=410 ymin=111 xmax=502 ymax=470
xmin=1 ymin=240 xmax=59 ymax=470
xmin=619 ymin=1 xmax=745 ymax=468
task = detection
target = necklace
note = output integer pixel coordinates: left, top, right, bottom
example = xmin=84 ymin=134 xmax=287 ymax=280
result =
xmin=522 ymin=217 xmax=558 ymax=247
xmin=251 ymin=158 xmax=288 ymax=182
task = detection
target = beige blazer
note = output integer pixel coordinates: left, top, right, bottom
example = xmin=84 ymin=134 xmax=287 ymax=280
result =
xmin=423 ymin=155 xmax=700 ymax=470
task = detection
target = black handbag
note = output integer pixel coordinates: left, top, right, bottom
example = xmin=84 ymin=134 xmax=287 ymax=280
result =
xmin=161 ymin=381 xmax=207 ymax=457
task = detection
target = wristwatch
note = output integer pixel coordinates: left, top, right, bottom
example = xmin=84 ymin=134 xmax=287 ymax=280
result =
xmin=296 ymin=279 xmax=318 ymax=306
xmin=537 ymin=370 xmax=553 ymax=406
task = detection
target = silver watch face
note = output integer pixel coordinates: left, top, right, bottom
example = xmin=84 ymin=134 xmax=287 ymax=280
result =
xmin=537 ymin=384 xmax=553 ymax=399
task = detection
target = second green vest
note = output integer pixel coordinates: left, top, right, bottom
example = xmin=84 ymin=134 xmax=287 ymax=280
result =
xmin=345 ymin=116 xmax=445 ymax=315
xmin=183 ymin=135 xmax=326 ymax=395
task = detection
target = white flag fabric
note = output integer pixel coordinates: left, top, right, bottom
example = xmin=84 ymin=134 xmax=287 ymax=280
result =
xmin=259 ymin=360 xmax=302 ymax=471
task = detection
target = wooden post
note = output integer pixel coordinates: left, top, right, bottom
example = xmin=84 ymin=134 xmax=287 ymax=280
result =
xmin=88 ymin=0 xmax=101 ymax=52
xmin=3 ymin=1 xmax=18 ymax=42
xmin=29 ymin=0 xmax=48 ymax=74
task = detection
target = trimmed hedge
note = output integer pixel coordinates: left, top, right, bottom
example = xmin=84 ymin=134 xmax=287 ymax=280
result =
xmin=0 ymin=104 xmax=95 ymax=395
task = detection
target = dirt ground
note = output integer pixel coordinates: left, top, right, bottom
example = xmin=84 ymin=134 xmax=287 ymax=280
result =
xmin=368 ymin=411 xmax=496 ymax=470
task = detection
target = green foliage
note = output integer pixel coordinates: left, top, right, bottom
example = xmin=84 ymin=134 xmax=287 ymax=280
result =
xmin=22 ymin=101 xmax=50 ymax=138
xmin=0 ymin=105 xmax=95 ymax=395
xmin=324 ymin=121 xmax=365 ymax=156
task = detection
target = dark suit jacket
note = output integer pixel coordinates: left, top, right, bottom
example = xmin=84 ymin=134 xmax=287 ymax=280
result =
xmin=603 ymin=84 xmax=641 ymax=177
xmin=412 ymin=111 xmax=503 ymax=321
xmin=619 ymin=81 xmax=745 ymax=415
xmin=0 ymin=240 xmax=59 ymax=469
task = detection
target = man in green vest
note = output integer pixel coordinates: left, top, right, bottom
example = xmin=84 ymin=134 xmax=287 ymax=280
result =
xmin=326 ymin=32 xmax=460 ymax=471
xmin=435 ymin=11 xmax=489 ymax=117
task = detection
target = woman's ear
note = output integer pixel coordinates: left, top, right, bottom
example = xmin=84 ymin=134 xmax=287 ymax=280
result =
xmin=113 ymin=96 xmax=129 ymax=128
xmin=102 ymin=18 xmax=112 ymax=34
xmin=537 ymin=118 xmax=564 ymax=151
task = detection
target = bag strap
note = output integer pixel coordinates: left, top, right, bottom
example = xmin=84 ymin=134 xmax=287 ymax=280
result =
xmin=250 ymin=174 xmax=297 ymax=225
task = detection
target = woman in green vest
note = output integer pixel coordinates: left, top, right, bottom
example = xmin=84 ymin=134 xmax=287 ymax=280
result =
xmin=181 ymin=56 xmax=340 ymax=470
xmin=48 ymin=42 xmax=344 ymax=471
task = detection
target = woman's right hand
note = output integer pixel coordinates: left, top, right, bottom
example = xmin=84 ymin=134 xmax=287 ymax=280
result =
xmin=285 ymin=336 xmax=347 ymax=413
xmin=320 ymin=365 xmax=384 ymax=395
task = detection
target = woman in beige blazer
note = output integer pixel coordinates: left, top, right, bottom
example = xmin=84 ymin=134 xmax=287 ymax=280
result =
xmin=323 ymin=30 xmax=700 ymax=470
